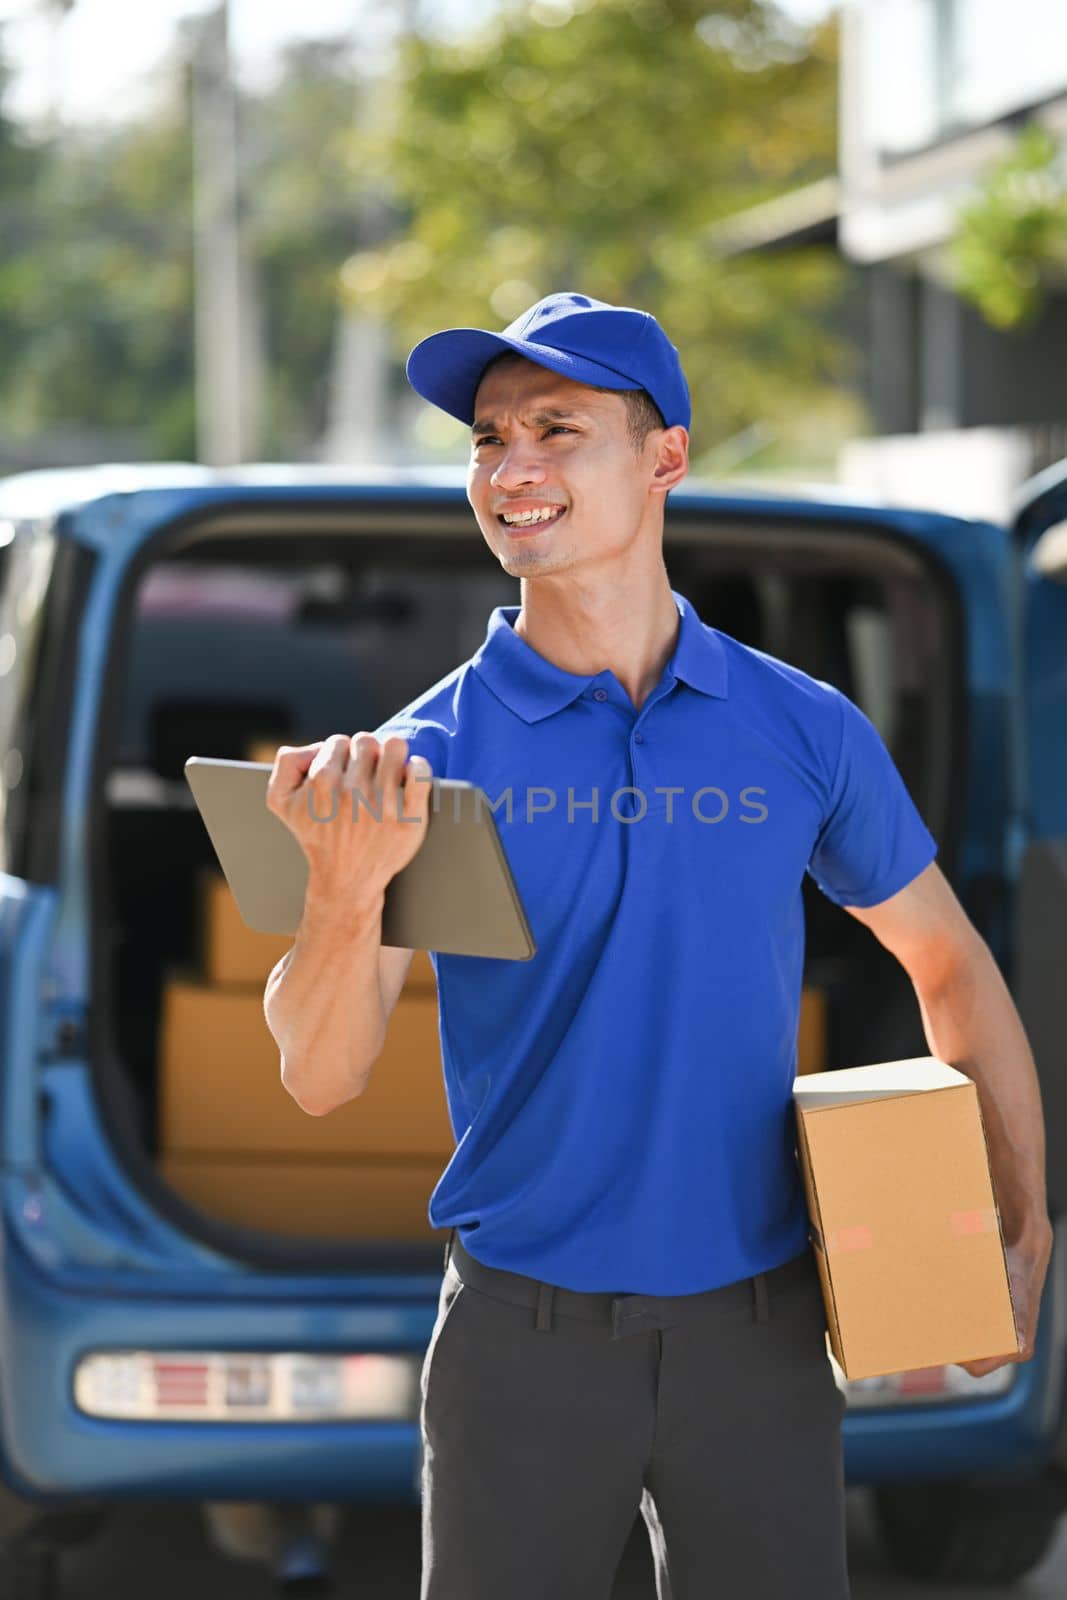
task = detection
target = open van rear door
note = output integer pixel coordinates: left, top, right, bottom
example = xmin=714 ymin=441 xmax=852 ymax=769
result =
xmin=1010 ymin=461 xmax=1067 ymax=1214
xmin=0 ymin=516 xmax=96 ymax=1172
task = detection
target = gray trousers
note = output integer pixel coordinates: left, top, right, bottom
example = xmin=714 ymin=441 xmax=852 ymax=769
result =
xmin=418 ymin=1229 xmax=851 ymax=1599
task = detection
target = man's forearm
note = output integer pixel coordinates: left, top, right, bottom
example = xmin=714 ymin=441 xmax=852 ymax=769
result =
xmin=265 ymin=885 xmax=387 ymax=1115
xmin=913 ymin=941 xmax=1049 ymax=1243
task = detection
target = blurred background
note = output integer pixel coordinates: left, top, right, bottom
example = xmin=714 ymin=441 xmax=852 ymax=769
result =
xmin=2 ymin=9 xmax=1067 ymax=1596
xmin=0 ymin=0 xmax=1064 ymax=509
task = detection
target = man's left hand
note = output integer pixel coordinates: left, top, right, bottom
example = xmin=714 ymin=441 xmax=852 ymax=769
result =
xmin=957 ymin=1220 xmax=1054 ymax=1378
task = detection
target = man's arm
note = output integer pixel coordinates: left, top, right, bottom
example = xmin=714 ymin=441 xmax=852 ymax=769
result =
xmin=844 ymin=858 xmax=1053 ymax=1371
xmin=265 ymin=889 xmax=390 ymax=1114
xmin=265 ymin=908 xmax=415 ymax=1114
xmin=262 ymin=734 xmax=431 ymax=1114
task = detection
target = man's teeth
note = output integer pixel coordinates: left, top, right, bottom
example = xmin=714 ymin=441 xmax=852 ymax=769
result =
xmin=500 ymin=506 xmax=562 ymax=526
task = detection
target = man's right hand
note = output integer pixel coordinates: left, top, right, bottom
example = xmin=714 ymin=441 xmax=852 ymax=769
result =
xmin=265 ymin=733 xmax=433 ymax=912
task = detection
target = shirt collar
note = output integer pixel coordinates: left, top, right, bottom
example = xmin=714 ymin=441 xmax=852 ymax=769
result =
xmin=471 ymin=589 xmax=729 ymax=725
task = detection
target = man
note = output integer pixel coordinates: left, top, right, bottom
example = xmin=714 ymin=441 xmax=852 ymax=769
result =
xmin=265 ymin=293 xmax=1052 ymax=1599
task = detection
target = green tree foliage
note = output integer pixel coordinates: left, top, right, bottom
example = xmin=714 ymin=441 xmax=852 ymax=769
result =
xmin=0 ymin=40 xmax=196 ymax=457
xmin=344 ymin=0 xmax=852 ymax=461
xmin=0 ymin=4 xmax=850 ymax=468
xmin=951 ymin=123 xmax=1067 ymax=331
xmin=26 ymin=118 xmax=196 ymax=454
xmin=0 ymin=32 xmax=361 ymax=461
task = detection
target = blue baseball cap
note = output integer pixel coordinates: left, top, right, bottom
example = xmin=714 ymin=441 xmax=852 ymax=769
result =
xmin=405 ymin=291 xmax=691 ymax=432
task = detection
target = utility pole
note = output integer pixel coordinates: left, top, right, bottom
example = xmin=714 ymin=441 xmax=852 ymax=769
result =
xmin=320 ymin=0 xmax=419 ymax=466
xmin=40 ymin=0 xmax=75 ymax=136
xmin=190 ymin=0 xmax=261 ymax=465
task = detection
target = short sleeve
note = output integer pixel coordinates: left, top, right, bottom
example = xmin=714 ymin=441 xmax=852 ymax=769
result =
xmin=806 ymin=688 xmax=938 ymax=908
xmin=371 ymin=714 xmax=449 ymax=781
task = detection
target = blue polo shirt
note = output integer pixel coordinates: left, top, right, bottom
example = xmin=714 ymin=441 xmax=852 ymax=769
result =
xmin=374 ymin=588 xmax=938 ymax=1294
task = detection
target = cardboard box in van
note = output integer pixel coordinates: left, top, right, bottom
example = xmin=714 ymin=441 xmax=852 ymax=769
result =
xmin=246 ymin=738 xmax=283 ymax=765
xmin=159 ymin=1152 xmax=444 ymax=1241
xmin=201 ymin=869 xmax=293 ymax=985
xmin=796 ymin=986 xmax=826 ymax=1076
xmin=200 ymin=869 xmax=441 ymax=990
xmin=793 ymin=1058 xmax=1019 ymax=1380
xmin=159 ymin=979 xmax=452 ymax=1161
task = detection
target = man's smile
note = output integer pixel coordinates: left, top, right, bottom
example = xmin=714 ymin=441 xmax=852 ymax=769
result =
xmin=495 ymin=503 xmax=567 ymax=534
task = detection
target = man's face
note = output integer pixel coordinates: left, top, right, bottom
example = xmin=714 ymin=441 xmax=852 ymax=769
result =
xmin=466 ymin=356 xmax=670 ymax=580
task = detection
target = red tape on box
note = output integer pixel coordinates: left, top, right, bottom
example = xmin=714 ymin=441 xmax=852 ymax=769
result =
xmin=827 ymin=1225 xmax=873 ymax=1254
xmin=950 ymin=1207 xmax=997 ymax=1236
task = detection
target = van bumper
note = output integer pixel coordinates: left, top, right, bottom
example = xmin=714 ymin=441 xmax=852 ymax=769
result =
xmin=0 ymin=1211 xmax=431 ymax=1502
xmin=1 ymin=1184 xmax=1065 ymax=1502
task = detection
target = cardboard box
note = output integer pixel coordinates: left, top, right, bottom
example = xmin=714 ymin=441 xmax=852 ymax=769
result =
xmin=160 ymin=1153 xmax=446 ymax=1240
xmin=201 ymin=870 xmax=293 ymax=986
xmin=246 ymin=738 xmax=284 ymax=765
xmin=399 ymin=948 xmax=437 ymax=993
xmin=796 ymin=985 xmax=826 ymax=1076
xmin=793 ymin=1058 xmax=1019 ymax=1379
xmin=200 ymin=870 xmax=439 ymax=989
xmin=159 ymin=980 xmax=452 ymax=1160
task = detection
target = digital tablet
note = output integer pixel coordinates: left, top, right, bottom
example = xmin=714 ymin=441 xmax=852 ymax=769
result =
xmin=183 ymin=757 xmax=537 ymax=961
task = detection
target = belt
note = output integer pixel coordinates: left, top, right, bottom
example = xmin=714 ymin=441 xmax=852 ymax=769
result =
xmin=443 ymin=1228 xmax=816 ymax=1340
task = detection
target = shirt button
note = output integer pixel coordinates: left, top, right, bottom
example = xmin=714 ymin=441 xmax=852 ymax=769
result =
xmin=593 ymin=688 xmax=608 ymax=702
xmin=634 ymin=731 xmax=645 ymax=744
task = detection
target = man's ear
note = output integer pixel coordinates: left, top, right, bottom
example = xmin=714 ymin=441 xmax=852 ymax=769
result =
xmin=650 ymin=426 xmax=689 ymax=496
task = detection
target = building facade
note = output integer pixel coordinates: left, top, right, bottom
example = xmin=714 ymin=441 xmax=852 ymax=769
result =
xmin=839 ymin=0 xmax=1067 ymax=515
xmin=712 ymin=2 xmax=1067 ymax=516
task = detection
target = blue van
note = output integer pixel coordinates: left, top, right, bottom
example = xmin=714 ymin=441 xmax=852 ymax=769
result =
xmin=0 ymin=462 xmax=1065 ymax=1593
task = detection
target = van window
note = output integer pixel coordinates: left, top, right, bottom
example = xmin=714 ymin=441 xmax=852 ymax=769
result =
xmin=112 ymin=557 xmax=519 ymax=779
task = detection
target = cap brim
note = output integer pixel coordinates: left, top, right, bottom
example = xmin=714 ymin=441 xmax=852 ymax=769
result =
xmin=405 ymin=328 xmax=641 ymax=426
